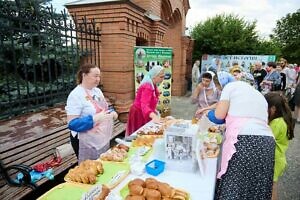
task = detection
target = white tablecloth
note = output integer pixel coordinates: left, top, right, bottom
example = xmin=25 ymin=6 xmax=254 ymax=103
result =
xmin=113 ymin=158 xmax=217 ymax=200
xmin=113 ymin=121 xmax=218 ymax=200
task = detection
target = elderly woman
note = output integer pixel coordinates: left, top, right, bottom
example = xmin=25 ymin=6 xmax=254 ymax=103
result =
xmin=192 ymin=72 xmax=221 ymax=118
xmin=210 ymin=72 xmax=275 ymax=200
xmin=126 ymin=65 xmax=165 ymax=136
xmin=261 ymin=62 xmax=281 ymax=92
xmin=65 ymin=63 xmax=118 ymax=163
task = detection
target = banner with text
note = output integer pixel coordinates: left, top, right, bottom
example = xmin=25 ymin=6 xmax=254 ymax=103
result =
xmin=201 ymin=54 xmax=276 ymax=73
xmin=134 ymin=46 xmax=173 ymax=114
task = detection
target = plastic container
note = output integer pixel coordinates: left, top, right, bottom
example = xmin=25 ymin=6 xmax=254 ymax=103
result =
xmin=145 ymin=159 xmax=165 ymax=176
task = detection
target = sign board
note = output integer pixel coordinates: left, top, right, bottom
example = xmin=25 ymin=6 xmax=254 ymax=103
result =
xmin=133 ymin=46 xmax=173 ymax=115
xmin=201 ymin=54 xmax=276 ymax=73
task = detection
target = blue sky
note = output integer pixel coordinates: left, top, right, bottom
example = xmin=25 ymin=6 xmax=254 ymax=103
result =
xmin=51 ymin=0 xmax=299 ymax=39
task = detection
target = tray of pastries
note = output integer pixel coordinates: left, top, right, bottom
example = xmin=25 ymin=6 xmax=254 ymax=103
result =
xmin=65 ymin=160 xmax=130 ymax=189
xmin=99 ymin=144 xmax=130 ymax=162
xmin=120 ymin=178 xmax=190 ymax=200
xmin=131 ymin=135 xmax=158 ymax=147
xmin=65 ymin=160 xmax=104 ymax=184
xmin=136 ymin=124 xmax=164 ymax=136
xmin=198 ymin=126 xmax=223 ymax=159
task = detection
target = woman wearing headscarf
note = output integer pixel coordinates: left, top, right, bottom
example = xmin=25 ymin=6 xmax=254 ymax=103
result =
xmin=210 ymin=72 xmax=275 ymax=200
xmin=126 ymin=65 xmax=165 ymax=136
xmin=192 ymin=71 xmax=221 ymax=118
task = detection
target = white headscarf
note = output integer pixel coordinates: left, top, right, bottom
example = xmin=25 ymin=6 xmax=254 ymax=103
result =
xmin=140 ymin=65 xmax=164 ymax=89
xmin=206 ymin=71 xmax=216 ymax=91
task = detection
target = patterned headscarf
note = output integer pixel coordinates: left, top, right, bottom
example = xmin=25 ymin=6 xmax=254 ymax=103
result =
xmin=217 ymin=71 xmax=235 ymax=88
xmin=239 ymin=72 xmax=255 ymax=85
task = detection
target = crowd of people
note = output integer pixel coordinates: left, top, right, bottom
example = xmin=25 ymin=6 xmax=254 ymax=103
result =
xmin=192 ymin=58 xmax=300 ymax=123
xmin=64 ymin=57 xmax=298 ymax=200
xmin=191 ymin=57 xmax=297 ymax=199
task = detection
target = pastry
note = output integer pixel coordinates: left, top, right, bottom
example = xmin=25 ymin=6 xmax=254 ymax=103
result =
xmin=206 ymin=142 xmax=218 ymax=151
xmin=117 ymin=144 xmax=130 ymax=152
xmin=129 ymin=184 xmax=144 ymax=195
xmin=144 ymin=188 xmax=161 ymax=200
xmin=157 ymin=182 xmax=172 ymax=197
xmin=128 ymin=178 xmax=145 ymax=187
xmin=94 ymin=185 xmax=110 ymax=200
xmin=125 ymin=195 xmax=145 ymax=200
xmin=64 ymin=160 xmax=103 ymax=184
xmin=145 ymin=178 xmax=158 ymax=190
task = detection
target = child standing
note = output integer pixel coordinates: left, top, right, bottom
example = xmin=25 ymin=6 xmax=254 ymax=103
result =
xmin=264 ymin=92 xmax=295 ymax=200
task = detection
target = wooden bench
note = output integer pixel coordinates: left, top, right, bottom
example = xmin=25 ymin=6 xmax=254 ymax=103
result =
xmin=0 ymin=105 xmax=125 ymax=200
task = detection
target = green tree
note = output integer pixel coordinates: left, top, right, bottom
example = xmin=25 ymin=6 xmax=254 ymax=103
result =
xmin=256 ymin=40 xmax=281 ymax=57
xmin=271 ymin=9 xmax=300 ymax=63
xmin=190 ymin=14 xmax=260 ymax=60
xmin=0 ymin=0 xmax=81 ymax=118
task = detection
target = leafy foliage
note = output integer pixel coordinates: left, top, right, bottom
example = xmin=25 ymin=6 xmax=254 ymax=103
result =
xmin=0 ymin=0 xmax=83 ymax=119
xmin=271 ymin=9 xmax=300 ymax=63
xmin=190 ymin=14 xmax=261 ymax=60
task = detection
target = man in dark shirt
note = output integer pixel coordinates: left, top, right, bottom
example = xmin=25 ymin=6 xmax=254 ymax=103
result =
xmin=253 ymin=61 xmax=267 ymax=91
xmin=276 ymin=63 xmax=286 ymax=91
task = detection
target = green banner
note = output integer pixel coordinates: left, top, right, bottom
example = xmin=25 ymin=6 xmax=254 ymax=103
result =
xmin=134 ymin=46 xmax=173 ymax=116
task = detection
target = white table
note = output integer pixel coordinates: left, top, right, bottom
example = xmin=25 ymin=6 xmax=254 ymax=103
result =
xmin=113 ymin=121 xmax=218 ymax=200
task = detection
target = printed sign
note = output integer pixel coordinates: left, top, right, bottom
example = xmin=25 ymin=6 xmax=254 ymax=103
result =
xmin=134 ymin=46 xmax=173 ymax=115
xmin=201 ymin=54 xmax=276 ymax=73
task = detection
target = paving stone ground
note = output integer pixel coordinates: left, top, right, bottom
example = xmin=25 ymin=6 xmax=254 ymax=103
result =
xmin=170 ymin=94 xmax=300 ymax=200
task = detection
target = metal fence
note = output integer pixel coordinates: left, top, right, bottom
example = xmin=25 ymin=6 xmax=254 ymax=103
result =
xmin=0 ymin=2 xmax=101 ymax=120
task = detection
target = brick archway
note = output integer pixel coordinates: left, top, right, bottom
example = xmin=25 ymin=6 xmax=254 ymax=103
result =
xmin=161 ymin=0 xmax=173 ymax=23
xmin=66 ymin=0 xmax=192 ymax=116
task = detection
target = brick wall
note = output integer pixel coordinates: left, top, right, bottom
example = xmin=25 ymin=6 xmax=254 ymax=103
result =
xmin=66 ymin=0 xmax=193 ymax=118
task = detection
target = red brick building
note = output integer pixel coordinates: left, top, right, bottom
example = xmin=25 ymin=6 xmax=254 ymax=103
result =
xmin=66 ymin=0 xmax=193 ymax=120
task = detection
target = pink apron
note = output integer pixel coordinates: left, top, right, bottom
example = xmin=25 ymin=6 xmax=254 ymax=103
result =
xmin=217 ymin=115 xmax=249 ymax=178
xmin=78 ymin=90 xmax=113 ymax=163
xmin=217 ymin=115 xmax=271 ymax=178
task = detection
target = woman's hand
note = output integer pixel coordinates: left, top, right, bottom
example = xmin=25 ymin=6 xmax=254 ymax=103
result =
xmin=110 ymin=111 xmax=118 ymax=120
xmin=192 ymin=84 xmax=202 ymax=99
xmin=149 ymin=112 xmax=161 ymax=124
xmin=93 ymin=111 xmax=107 ymax=123
xmin=195 ymin=107 xmax=208 ymax=116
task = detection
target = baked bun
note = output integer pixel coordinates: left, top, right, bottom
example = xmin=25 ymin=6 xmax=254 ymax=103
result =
xmin=144 ymin=188 xmax=161 ymax=200
xmin=157 ymin=182 xmax=172 ymax=197
xmin=128 ymin=178 xmax=145 ymax=187
xmin=145 ymin=178 xmax=158 ymax=189
xmin=129 ymin=184 xmax=144 ymax=195
xmin=125 ymin=195 xmax=145 ymax=200
xmin=117 ymin=144 xmax=130 ymax=152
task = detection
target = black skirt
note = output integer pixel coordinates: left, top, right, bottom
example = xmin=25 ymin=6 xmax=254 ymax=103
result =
xmin=294 ymin=83 xmax=300 ymax=106
xmin=215 ymin=135 xmax=275 ymax=200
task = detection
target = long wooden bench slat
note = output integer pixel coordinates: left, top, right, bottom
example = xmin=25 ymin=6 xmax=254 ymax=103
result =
xmin=2 ymin=134 xmax=69 ymax=166
xmin=0 ymin=129 xmax=70 ymax=157
xmin=2 ymin=139 xmax=69 ymax=167
xmin=0 ymin=124 xmax=69 ymax=151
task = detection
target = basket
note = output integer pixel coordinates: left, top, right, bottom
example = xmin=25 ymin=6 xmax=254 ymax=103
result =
xmin=145 ymin=159 xmax=165 ymax=176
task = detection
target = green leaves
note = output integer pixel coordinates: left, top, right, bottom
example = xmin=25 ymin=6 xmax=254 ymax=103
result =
xmin=190 ymin=13 xmax=274 ymax=60
xmin=272 ymin=9 xmax=300 ymax=63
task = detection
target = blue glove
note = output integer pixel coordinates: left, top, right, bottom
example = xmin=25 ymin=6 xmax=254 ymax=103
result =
xmin=68 ymin=115 xmax=94 ymax=132
xmin=207 ymin=110 xmax=225 ymax=124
